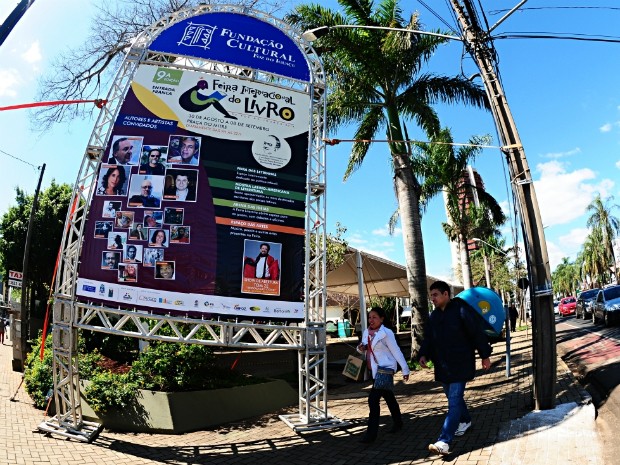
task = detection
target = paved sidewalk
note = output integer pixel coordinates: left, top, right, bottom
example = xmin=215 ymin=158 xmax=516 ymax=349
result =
xmin=0 ymin=329 xmax=601 ymax=465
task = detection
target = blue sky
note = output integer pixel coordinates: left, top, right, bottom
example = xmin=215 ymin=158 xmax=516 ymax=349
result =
xmin=1 ymin=1 xmax=620 ymax=283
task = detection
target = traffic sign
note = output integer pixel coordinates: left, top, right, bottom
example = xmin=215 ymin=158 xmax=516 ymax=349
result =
xmin=8 ymin=279 xmax=22 ymax=288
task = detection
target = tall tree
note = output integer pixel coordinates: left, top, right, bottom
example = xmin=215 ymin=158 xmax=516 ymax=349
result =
xmin=585 ymin=194 xmax=620 ymax=283
xmin=0 ymin=182 xmax=73 ymax=319
xmin=287 ymin=0 xmax=489 ymax=357
xmin=581 ymin=228 xmax=609 ymax=288
xmin=552 ymin=257 xmax=580 ymax=297
xmin=411 ymin=128 xmax=505 ymax=288
xmin=32 ymin=0 xmax=286 ymax=130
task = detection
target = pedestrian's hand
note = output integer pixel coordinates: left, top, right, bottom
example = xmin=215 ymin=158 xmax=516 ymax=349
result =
xmin=403 ymin=374 xmax=409 ymax=382
xmin=481 ymin=357 xmax=491 ymax=370
xmin=419 ymin=356 xmax=428 ymax=368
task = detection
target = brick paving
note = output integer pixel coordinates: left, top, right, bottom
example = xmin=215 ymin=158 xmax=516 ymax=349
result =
xmin=0 ymin=328 xmax=601 ymax=464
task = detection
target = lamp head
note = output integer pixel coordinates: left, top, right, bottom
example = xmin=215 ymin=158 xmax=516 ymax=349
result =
xmin=302 ymin=26 xmax=330 ymax=42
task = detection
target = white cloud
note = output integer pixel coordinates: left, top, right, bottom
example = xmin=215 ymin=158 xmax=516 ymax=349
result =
xmin=21 ymin=41 xmax=42 ymax=64
xmin=371 ymin=224 xmax=402 ymax=237
xmin=546 ymin=229 xmax=588 ymax=271
xmin=0 ymin=69 xmax=20 ymax=97
xmin=616 ymin=160 xmax=620 ymax=169
xmin=534 ymin=160 xmax=612 ymax=227
xmin=541 ymin=147 xmax=581 ymax=159
xmin=600 ymin=123 xmax=613 ymax=133
xmin=346 ymin=230 xmax=401 ymax=263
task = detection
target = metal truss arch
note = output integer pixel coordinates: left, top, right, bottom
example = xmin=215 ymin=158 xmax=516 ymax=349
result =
xmin=40 ymin=5 xmax=338 ymax=442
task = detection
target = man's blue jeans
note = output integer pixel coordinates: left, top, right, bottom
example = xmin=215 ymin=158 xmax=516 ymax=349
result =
xmin=438 ymin=381 xmax=470 ymax=444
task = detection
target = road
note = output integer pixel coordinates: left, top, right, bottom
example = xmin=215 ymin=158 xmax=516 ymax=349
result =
xmin=555 ymin=315 xmax=620 ymax=464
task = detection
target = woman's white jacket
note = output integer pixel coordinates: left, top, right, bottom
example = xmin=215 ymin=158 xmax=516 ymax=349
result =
xmin=357 ymin=325 xmax=410 ymax=379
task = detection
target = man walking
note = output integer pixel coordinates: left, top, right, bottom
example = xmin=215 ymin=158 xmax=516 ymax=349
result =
xmin=419 ymin=280 xmax=492 ymax=456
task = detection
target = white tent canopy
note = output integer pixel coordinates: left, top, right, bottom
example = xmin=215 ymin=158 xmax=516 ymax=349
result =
xmin=326 ymin=247 xmax=460 ymax=298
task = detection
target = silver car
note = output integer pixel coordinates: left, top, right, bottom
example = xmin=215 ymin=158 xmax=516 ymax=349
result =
xmin=592 ymin=285 xmax=620 ymax=327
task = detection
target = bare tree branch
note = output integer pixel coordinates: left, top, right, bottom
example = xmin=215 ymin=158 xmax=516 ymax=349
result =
xmin=30 ymin=0 xmax=290 ymax=132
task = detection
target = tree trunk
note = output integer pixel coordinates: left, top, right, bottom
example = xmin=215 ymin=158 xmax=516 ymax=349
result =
xmin=459 ymin=234 xmax=473 ymax=289
xmin=385 ymin=106 xmax=429 ymax=360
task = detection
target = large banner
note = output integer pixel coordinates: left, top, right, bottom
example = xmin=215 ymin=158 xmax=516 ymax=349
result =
xmin=75 ymin=12 xmax=312 ymax=320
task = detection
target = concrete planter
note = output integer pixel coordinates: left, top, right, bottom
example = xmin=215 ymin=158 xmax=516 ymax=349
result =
xmin=80 ymin=379 xmax=297 ymax=433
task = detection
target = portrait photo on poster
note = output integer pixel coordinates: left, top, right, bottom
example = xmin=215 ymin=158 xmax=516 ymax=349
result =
xmin=155 ymin=261 xmax=175 ymax=280
xmin=107 ymin=232 xmax=127 ymax=250
xmin=127 ymin=174 xmax=164 ymax=208
xmin=143 ymin=210 xmax=163 ymax=228
xmin=123 ymin=244 xmax=143 ymax=263
xmin=251 ymin=134 xmax=291 ymax=170
xmin=108 ymin=135 xmax=144 ymax=165
xmin=170 ymin=225 xmax=190 ymax=244
xmin=139 ymin=145 xmax=168 ymax=175
xmin=101 ymin=251 xmax=121 ymax=270
xmin=167 ymin=135 xmax=201 ymax=165
xmin=102 ymin=200 xmax=122 ymax=218
xmin=242 ymin=240 xmax=281 ymax=281
xmin=163 ymin=207 xmax=184 ymax=225
xmin=94 ymin=221 xmax=113 ymax=238
xmin=118 ymin=263 xmax=138 ymax=282
xmin=95 ymin=164 xmax=130 ymax=196
xmin=129 ymin=223 xmax=147 ymax=240
xmin=163 ymin=168 xmax=198 ymax=201
xmin=115 ymin=211 xmax=134 ymax=229
xmin=143 ymin=247 xmax=164 ymax=267
xmin=148 ymin=228 xmax=169 ymax=248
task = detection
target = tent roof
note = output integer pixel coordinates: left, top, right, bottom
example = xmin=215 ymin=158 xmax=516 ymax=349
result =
xmin=326 ymin=247 xmax=462 ymax=298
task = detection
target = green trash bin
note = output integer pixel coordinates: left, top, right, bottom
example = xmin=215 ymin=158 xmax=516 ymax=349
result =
xmin=337 ymin=320 xmax=352 ymax=338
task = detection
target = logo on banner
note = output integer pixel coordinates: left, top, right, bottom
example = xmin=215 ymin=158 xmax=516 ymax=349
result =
xmin=178 ymin=22 xmax=217 ymax=50
xmin=178 ymin=78 xmax=237 ymax=119
xmin=153 ymin=68 xmax=183 ymax=85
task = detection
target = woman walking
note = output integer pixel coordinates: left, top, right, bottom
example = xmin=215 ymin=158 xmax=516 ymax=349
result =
xmin=356 ymin=307 xmax=410 ymax=443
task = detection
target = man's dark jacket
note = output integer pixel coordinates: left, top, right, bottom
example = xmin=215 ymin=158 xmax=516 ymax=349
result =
xmin=419 ymin=297 xmax=492 ymax=383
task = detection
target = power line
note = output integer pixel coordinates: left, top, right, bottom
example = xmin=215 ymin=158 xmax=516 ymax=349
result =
xmin=493 ymin=33 xmax=620 ymax=44
xmin=489 ymin=6 xmax=620 ymax=15
xmin=0 ymin=147 xmax=38 ymax=170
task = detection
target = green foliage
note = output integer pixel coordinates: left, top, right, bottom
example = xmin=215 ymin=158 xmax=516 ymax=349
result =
xmin=24 ymin=324 xmax=265 ymax=414
xmin=83 ymin=371 xmax=139 ymax=414
xmin=407 ymin=359 xmax=433 ymax=371
xmin=131 ymin=340 xmax=216 ymax=391
xmin=0 ymin=182 xmax=73 ymax=318
xmin=23 ymin=333 xmax=53 ymax=408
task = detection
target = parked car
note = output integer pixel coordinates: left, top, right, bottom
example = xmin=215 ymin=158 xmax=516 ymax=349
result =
xmin=575 ymin=288 xmax=600 ymax=319
xmin=592 ymin=285 xmax=620 ymax=327
xmin=558 ymin=296 xmax=577 ymax=316
xmin=553 ymin=301 xmax=560 ymax=316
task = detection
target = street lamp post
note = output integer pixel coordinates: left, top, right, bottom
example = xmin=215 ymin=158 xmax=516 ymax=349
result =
xmin=303 ymin=2 xmax=556 ymax=409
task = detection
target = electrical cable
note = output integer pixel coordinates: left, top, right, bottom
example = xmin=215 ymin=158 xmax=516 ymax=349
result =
xmin=0 ymin=148 xmax=38 ymax=169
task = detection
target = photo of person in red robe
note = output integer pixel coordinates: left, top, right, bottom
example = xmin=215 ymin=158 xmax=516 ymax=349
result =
xmin=243 ymin=242 xmax=279 ymax=280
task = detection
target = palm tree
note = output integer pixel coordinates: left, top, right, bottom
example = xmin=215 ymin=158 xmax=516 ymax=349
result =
xmin=581 ymin=228 xmax=609 ymax=287
xmin=410 ymin=129 xmax=505 ymax=288
xmin=552 ymin=257 xmax=580 ymax=296
xmin=585 ymin=194 xmax=620 ymax=283
xmin=287 ymin=0 xmax=488 ymax=356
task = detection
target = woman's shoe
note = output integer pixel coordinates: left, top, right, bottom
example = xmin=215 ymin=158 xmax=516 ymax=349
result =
xmin=359 ymin=435 xmax=376 ymax=444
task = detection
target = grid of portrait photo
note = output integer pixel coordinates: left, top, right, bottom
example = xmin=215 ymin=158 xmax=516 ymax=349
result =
xmin=93 ymin=134 xmax=198 ymax=283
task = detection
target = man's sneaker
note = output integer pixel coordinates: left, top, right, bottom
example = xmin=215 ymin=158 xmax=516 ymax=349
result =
xmin=454 ymin=421 xmax=472 ymax=436
xmin=428 ymin=441 xmax=450 ymax=455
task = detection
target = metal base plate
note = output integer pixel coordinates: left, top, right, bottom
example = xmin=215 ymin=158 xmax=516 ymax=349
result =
xmin=279 ymin=414 xmax=350 ymax=432
xmin=38 ymin=418 xmax=102 ymax=443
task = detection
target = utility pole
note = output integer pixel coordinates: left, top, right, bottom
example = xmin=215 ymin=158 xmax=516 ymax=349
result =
xmin=448 ymin=0 xmax=556 ymax=409
xmin=19 ymin=163 xmax=46 ymax=370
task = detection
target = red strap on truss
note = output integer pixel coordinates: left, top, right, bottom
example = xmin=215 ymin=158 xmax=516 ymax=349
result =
xmin=0 ymin=98 xmax=107 ymax=111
